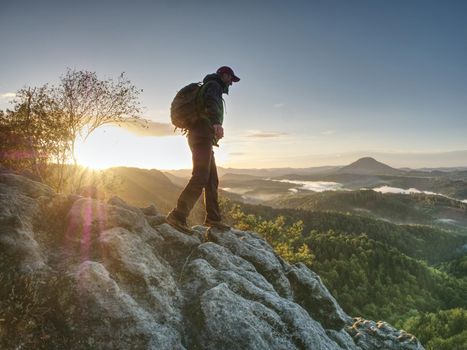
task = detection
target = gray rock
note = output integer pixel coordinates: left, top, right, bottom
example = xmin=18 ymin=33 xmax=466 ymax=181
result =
xmin=347 ymin=318 xmax=424 ymax=350
xmin=0 ymin=173 xmax=54 ymax=199
xmin=108 ymin=196 xmax=146 ymax=217
xmin=196 ymin=283 xmax=298 ymax=350
xmin=0 ymin=172 xmax=426 ymax=350
xmin=154 ymin=223 xmax=201 ymax=271
xmin=182 ymin=243 xmax=341 ymax=349
xmin=75 ymin=260 xmax=185 ymax=350
xmin=140 ymin=204 xmax=159 ymax=216
xmin=0 ymin=178 xmax=47 ymax=272
xmin=0 ymin=224 xmax=46 ymax=272
xmin=65 ymin=197 xmax=163 ymax=251
xmin=287 ymin=262 xmax=351 ymax=329
xmin=99 ymin=227 xmax=183 ymax=328
xmin=206 ymin=228 xmax=294 ymax=299
xmin=190 ymin=224 xmax=212 ymax=243
xmin=146 ymin=213 xmax=167 ymax=226
xmin=326 ymin=329 xmax=360 ymax=350
xmin=184 ymin=242 xmax=278 ymax=298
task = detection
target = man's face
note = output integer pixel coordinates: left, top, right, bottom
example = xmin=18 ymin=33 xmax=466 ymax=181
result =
xmin=220 ymin=73 xmax=233 ymax=86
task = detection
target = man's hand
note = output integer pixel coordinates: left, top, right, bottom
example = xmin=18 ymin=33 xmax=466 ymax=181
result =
xmin=213 ymin=124 xmax=224 ymax=140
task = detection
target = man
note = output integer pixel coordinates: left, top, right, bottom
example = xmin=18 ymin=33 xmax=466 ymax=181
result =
xmin=166 ymin=66 xmax=240 ymax=234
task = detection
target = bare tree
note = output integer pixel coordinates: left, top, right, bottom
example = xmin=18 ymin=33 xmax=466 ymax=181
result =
xmin=1 ymin=69 xmax=143 ymax=192
xmin=53 ymin=69 xmax=143 ymax=164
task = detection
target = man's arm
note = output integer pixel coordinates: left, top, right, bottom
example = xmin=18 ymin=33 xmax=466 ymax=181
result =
xmin=203 ymin=81 xmax=223 ymax=126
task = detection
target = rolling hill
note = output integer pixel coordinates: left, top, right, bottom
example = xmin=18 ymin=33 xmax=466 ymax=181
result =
xmin=337 ymin=157 xmax=405 ymax=175
xmin=268 ymin=189 xmax=467 ymax=230
xmin=232 ymin=201 xmax=467 ymax=264
xmin=102 ymin=167 xmax=209 ymax=223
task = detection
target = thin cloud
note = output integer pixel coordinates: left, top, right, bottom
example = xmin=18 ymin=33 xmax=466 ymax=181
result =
xmin=1 ymin=92 xmax=16 ymax=99
xmin=246 ymin=131 xmax=287 ymax=138
xmin=321 ymin=130 xmax=336 ymax=135
xmin=272 ymin=179 xmax=344 ymax=192
xmin=230 ymin=152 xmax=246 ymax=156
xmin=273 ymin=103 xmax=285 ymax=108
xmin=117 ymin=119 xmax=174 ymax=137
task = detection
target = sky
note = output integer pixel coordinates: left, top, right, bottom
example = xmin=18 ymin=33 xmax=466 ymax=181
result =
xmin=1 ymin=0 xmax=466 ymax=169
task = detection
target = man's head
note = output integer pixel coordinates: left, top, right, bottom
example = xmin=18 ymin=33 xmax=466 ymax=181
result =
xmin=216 ymin=66 xmax=240 ymax=87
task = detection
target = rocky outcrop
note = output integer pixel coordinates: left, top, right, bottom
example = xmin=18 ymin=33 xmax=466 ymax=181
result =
xmin=0 ymin=172 xmax=425 ymax=350
xmin=346 ymin=318 xmax=423 ymax=350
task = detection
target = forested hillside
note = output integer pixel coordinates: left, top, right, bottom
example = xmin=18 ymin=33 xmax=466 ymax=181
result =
xmin=234 ymin=202 xmax=466 ymax=264
xmin=220 ymin=199 xmax=467 ymax=349
xmin=269 ymin=190 xmax=467 ymax=229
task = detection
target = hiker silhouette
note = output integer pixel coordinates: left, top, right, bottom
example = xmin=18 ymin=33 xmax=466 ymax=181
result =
xmin=166 ymin=66 xmax=240 ymax=234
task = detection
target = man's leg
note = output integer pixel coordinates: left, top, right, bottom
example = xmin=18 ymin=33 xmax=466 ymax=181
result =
xmin=173 ymin=140 xmax=212 ymax=220
xmin=204 ymin=150 xmax=221 ymax=222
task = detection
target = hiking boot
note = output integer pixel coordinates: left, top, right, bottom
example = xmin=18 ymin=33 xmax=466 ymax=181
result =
xmin=204 ymin=218 xmax=230 ymax=231
xmin=165 ymin=211 xmax=194 ymax=235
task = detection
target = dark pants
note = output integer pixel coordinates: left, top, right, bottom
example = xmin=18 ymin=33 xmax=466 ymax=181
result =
xmin=173 ymin=136 xmax=221 ymax=222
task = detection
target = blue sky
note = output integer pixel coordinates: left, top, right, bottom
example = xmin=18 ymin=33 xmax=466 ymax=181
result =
xmin=1 ymin=0 xmax=466 ymax=168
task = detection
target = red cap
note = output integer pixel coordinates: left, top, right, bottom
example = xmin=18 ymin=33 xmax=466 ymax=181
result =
xmin=216 ymin=66 xmax=240 ymax=82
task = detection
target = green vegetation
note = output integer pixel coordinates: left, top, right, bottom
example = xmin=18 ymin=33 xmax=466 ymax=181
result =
xmin=221 ymin=199 xmax=467 ymax=346
xmin=229 ymin=204 xmax=314 ymax=265
xmin=270 ymin=189 xmax=467 ymax=230
xmin=438 ymin=255 xmax=467 ymax=279
xmin=398 ymin=308 xmax=467 ymax=350
xmin=237 ymin=202 xmax=467 ymax=264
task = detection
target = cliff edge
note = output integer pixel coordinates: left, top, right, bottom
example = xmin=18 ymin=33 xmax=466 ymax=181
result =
xmin=0 ymin=170 xmax=424 ymax=349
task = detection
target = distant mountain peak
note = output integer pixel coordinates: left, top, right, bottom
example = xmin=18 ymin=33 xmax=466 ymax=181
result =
xmin=339 ymin=157 xmax=403 ymax=175
xmin=356 ymin=156 xmax=378 ymax=162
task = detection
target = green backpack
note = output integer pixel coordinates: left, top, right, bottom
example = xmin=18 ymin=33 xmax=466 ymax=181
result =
xmin=170 ymin=82 xmax=203 ymax=133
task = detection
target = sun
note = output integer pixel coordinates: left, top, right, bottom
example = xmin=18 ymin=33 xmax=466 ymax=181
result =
xmin=74 ymin=125 xmax=196 ymax=170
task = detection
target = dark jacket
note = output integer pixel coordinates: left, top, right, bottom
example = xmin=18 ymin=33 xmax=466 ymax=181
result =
xmin=188 ymin=73 xmax=228 ymax=144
